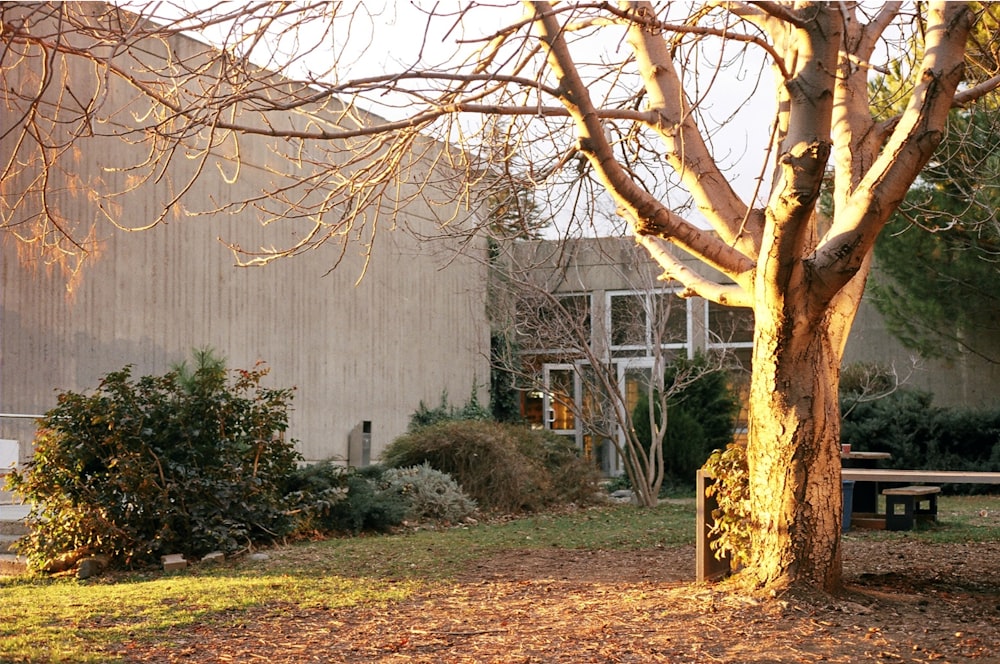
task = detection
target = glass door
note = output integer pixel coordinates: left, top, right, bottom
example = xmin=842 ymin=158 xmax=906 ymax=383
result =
xmin=543 ymin=364 xmax=578 ymax=441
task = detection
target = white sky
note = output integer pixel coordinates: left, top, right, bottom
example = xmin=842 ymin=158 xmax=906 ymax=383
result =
xmin=133 ymin=1 xmax=779 ymax=234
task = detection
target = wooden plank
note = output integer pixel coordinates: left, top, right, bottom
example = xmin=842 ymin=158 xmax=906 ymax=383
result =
xmin=882 ymin=485 xmax=942 ymax=496
xmin=842 ymin=469 xmax=1000 ymax=484
xmin=695 ymin=470 xmax=730 ymax=582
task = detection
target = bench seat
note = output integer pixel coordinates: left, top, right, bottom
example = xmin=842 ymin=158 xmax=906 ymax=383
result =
xmin=882 ymin=485 xmax=941 ymax=531
xmin=841 ymin=469 xmax=1000 ymax=484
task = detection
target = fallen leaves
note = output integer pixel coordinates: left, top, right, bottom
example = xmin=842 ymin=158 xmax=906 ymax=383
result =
xmin=105 ymin=540 xmax=1000 ymax=663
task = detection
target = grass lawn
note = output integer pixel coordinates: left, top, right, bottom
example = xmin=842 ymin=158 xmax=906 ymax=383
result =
xmin=2 ymin=495 xmax=999 ymax=663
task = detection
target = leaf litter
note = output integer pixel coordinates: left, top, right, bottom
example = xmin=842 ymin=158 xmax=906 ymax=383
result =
xmin=107 ymin=537 xmax=1000 ymax=663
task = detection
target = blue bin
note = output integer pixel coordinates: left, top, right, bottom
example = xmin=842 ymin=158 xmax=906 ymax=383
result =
xmin=842 ymin=480 xmax=855 ymax=533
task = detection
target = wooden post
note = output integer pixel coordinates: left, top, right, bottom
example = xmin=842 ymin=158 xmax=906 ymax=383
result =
xmin=696 ymin=469 xmax=731 ymax=582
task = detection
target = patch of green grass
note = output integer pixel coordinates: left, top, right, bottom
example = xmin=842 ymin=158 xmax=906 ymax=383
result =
xmin=0 ymin=568 xmax=414 ymax=663
xmin=907 ymin=494 xmax=1000 ymax=543
xmin=261 ymin=501 xmax=696 ymax=579
xmin=0 ymin=502 xmax=693 ymax=662
xmin=849 ymin=494 xmax=1000 ymax=544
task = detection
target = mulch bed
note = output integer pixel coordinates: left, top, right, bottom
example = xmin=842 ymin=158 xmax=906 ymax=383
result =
xmin=109 ymin=538 xmax=1000 ymax=663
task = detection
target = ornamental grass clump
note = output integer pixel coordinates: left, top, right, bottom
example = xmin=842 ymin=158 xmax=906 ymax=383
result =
xmin=381 ymin=463 xmax=477 ymax=523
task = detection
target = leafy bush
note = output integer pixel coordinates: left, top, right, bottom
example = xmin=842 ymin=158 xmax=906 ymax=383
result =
xmin=632 ymin=355 xmax=739 ymax=486
xmin=283 ymin=462 xmax=407 ymax=534
xmin=381 ymin=463 xmax=477 ymax=523
xmin=8 ymin=359 xmax=299 ymax=571
xmin=381 ymin=420 xmax=600 ymax=513
xmin=701 ymin=442 xmax=750 ymax=570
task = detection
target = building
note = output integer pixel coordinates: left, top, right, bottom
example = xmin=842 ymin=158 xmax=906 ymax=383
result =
xmin=2 ymin=4 xmax=995 ymax=476
xmin=499 ymin=236 xmax=1000 ymax=475
xmin=0 ymin=5 xmax=490 ymax=467
xmin=494 ymin=237 xmax=752 ymax=475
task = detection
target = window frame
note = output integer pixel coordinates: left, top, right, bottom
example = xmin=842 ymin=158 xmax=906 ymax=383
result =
xmin=606 ymin=288 xmax=690 ymax=358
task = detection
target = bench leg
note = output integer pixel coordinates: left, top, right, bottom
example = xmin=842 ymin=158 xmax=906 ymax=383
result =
xmin=914 ymin=493 xmax=938 ymax=523
xmin=885 ymin=495 xmax=915 ymax=531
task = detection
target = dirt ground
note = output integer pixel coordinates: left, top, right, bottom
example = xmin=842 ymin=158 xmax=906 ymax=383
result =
xmin=114 ymin=536 xmax=1000 ymax=663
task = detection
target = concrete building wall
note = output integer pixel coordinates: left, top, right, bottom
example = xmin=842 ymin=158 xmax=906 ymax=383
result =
xmin=0 ymin=11 xmax=489 ymax=464
xmin=1 ymin=217 xmax=489 ymax=463
xmin=844 ymin=270 xmax=1000 ymax=410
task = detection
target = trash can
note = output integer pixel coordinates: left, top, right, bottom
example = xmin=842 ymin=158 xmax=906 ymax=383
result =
xmin=842 ymin=480 xmax=855 ymax=533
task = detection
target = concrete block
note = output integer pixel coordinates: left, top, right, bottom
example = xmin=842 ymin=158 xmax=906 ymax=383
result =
xmin=161 ymin=553 xmax=187 ymax=572
xmin=0 ymin=440 xmax=18 ymax=471
xmin=201 ymin=551 xmax=224 ymax=564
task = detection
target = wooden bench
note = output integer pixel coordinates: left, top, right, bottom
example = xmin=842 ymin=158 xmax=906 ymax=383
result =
xmin=841 ymin=469 xmax=1000 ymax=485
xmin=840 ymin=469 xmax=1000 ymax=531
xmin=696 ymin=468 xmax=1000 ymax=581
xmin=882 ymin=485 xmax=941 ymax=531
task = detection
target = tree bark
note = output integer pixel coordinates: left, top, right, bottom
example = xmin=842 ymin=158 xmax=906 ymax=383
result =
xmin=745 ymin=299 xmax=844 ymax=593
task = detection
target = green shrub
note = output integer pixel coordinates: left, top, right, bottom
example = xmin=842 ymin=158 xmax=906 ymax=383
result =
xmin=381 ymin=463 xmax=477 ymax=523
xmin=632 ymin=355 xmax=739 ymax=486
xmin=282 ymin=460 xmax=351 ymax=533
xmin=701 ymin=442 xmax=750 ymax=571
xmin=408 ymin=388 xmax=492 ymax=432
xmin=7 ymin=359 xmax=299 ymax=572
xmin=283 ymin=462 xmax=407 ymax=534
xmin=381 ymin=420 xmax=600 ymax=513
xmin=334 ymin=471 xmax=408 ymax=533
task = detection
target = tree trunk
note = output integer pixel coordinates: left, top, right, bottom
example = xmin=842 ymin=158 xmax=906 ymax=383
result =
xmin=744 ymin=301 xmax=844 ymax=593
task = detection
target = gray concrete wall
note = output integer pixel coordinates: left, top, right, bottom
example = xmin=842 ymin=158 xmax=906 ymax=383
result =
xmin=844 ymin=275 xmax=1000 ymax=410
xmin=1 ymin=216 xmax=489 ymax=463
xmin=0 ymin=11 xmax=489 ymax=463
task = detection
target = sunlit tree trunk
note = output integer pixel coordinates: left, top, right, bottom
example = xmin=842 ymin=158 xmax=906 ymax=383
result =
xmin=746 ymin=300 xmax=845 ymax=592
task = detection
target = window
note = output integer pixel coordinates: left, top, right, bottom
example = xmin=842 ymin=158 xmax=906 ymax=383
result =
xmin=559 ymin=294 xmax=591 ymax=342
xmin=707 ymin=301 xmax=754 ymax=346
xmin=610 ymin=293 xmax=646 ymax=348
xmin=705 ymin=302 xmax=753 ymax=444
xmin=608 ymin=290 xmax=688 ymax=357
xmin=546 ymin=366 xmax=577 ymax=432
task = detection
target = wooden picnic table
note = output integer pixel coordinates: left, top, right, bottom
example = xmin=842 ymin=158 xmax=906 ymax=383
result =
xmin=841 ymin=452 xmax=892 ymax=513
xmin=697 ymin=467 xmax=1000 ymax=582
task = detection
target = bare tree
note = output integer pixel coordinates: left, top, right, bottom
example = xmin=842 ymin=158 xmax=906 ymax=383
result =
xmin=3 ymin=2 xmax=999 ymax=593
xmin=490 ymin=236 xmax=738 ymax=508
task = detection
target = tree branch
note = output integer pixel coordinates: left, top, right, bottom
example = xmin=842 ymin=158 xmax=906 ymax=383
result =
xmin=530 ymin=1 xmax=755 ymax=284
xmin=811 ymin=1 xmax=973 ymax=301
xmin=623 ymin=1 xmax=761 ymax=259
xmin=747 ymin=1 xmax=811 ymax=29
xmin=954 ymin=73 xmax=1000 ymax=106
xmin=637 ymin=235 xmax=752 ymax=307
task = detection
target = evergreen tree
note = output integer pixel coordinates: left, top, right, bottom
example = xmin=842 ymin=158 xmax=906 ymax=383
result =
xmin=871 ymin=110 xmax=1000 ymax=362
xmin=632 ymin=354 xmax=739 ymax=486
xmin=487 ymin=185 xmax=550 ymax=240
